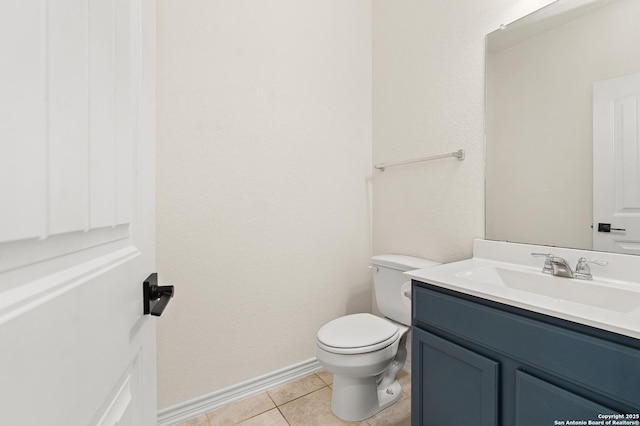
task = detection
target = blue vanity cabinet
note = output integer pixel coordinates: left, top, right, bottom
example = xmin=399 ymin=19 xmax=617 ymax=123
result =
xmin=412 ymin=326 xmax=499 ymax=425
xmin=411 ymin=281 xmax=640 ymax=426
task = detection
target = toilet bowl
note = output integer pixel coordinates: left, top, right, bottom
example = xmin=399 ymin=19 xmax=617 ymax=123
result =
xmin=316 ymin=313 xmax=409 ymax=421
xmin=316 ymin=255 xmax=440 ymax=421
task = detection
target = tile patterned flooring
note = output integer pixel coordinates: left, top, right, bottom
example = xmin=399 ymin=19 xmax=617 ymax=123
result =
xmin=176 ymin=370 xmax=411 ymax=426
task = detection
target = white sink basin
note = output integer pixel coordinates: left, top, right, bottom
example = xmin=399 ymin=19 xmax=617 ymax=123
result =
xmin=455 ymin=266 xmax=639 ymax=313
xmin=404 ymin=240 xmax=640 ymax=339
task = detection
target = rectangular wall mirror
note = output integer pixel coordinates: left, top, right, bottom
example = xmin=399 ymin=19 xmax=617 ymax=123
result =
xmin=485 ymin=0 xmax=640 ymax=254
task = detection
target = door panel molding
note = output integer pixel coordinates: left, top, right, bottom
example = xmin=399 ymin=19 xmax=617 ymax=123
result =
xmin=0 ymin=245 xmax=139 ymax=326
xmin=0 ymin=224 xmax=130 ymax=274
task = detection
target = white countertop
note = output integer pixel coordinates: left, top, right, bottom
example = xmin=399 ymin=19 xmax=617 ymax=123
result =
xmin=404 ymin=240 xmax=640 ymax=340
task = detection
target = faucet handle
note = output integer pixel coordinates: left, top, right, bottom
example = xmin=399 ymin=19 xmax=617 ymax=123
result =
xmin=577 ymin=257 xmax=608 ymax=266
xmin=531 ymin=252 xmax=554 ymax=258
xmin=531 ymin=252 xmax=555 ymax=274
xmin=575 ymin=257 xmax=608 ymax=280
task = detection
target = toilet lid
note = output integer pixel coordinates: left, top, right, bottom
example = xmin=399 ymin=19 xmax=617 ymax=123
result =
xmin=317 ymin=313 xmax=399 ymax=352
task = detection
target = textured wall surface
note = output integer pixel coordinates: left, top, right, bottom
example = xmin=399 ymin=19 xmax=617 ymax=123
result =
xmin=155 ymin=0 xmax=565 ymax=411
xmin=372 ymin=0 xmax=554 ymax=262
xmin=156 ymin=0 xmax=372 ymax=409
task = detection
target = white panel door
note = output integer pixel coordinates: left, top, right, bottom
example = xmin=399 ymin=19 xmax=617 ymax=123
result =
xmin=0 ymin=1 xmax=158 ymax=425
xmin=593 ymin=73 xmax=640 ymax=254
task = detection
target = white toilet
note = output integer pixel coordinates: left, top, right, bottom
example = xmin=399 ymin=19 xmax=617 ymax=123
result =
xmin=316 ymin=254 xmax=440 ymax=421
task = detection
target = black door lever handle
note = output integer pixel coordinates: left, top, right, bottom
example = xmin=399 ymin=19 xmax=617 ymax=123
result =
xmin=143 ymin=273 xmax=175 ymax=316
xmin=597 ymin=223 xmax=626 ymax=233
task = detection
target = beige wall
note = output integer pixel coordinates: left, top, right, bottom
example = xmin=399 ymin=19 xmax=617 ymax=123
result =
xmin=156 ymin=0 xmax=373 ymax=409
xmin=156 ymin=0 xmax=566 ymax=411
xmin=370 ymin=0 xmax=554 ymax=377
xmin=372 ymin=0 xmax=554 ymax=262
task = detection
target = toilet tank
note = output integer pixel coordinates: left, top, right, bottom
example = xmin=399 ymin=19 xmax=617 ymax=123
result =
xmin=371 ymin=254 xmax=440 ymax=326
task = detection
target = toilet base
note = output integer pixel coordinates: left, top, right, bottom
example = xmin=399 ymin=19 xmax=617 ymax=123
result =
xmin=330 ymin=375 xmax=403 ymax=422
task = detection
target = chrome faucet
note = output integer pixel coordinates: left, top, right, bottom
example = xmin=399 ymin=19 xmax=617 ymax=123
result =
xmin=531 ymin=253 xmax=609 ymax=279
xmin=531 ymin=253 xmax=573 ymax=278
xmin=548 ymin=256 xmax=574 ymax=278
xmin=574 ymin=257 xmax=608 ymax=280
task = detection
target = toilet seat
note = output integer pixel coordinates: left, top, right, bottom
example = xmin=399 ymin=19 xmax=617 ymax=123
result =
xmin=317 ymin=313 xmax=400 ymax=355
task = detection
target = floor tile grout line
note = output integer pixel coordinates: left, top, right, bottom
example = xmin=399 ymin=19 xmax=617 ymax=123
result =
xmin=228 ymin=406 xmax=287 ymax=426
xmin=267 ymin=373 xmax=329 ymax=408
xmin=265 ymin=390 xmax=278 ymax=408
xmin=183 ymin=377 xmax=411 ymax=426
xmin=275 ymin=405 xmax=292 ymax=426
xmin=259 ymin=380 xmax=317 ymax=426
xmin=274 ymin=383 xmax=329 ymax=409
xmin=228 ymin=390 xmax=286 ymax=426
xmin=315 ymin=372 xmax=334 ymax=387
xmin=185 ymin=372 xmax=339 ymax=426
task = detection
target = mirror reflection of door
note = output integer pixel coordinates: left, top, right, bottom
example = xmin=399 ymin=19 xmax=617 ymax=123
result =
xmin=593 ymin=72 xmax=640 ymax=254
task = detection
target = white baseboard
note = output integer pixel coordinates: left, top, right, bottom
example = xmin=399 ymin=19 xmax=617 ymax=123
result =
xmin=157 ymin=358 xmax=322 ymax=426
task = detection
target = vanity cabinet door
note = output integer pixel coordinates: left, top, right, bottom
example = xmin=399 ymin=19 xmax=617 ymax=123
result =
xmin=412 ymin=327 xmax=499 ymax=426
xmin=515 ymin=371 xmax=619 ymax=426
